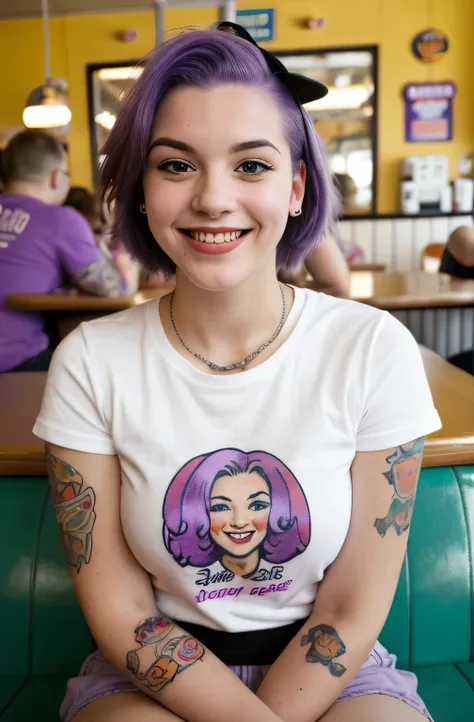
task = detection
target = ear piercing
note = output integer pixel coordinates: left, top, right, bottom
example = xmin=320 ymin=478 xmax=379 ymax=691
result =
xmin=290 ymin=208 xmax=302 ymax=217
xmin=139 ymin=202 xmax=147 ymax=214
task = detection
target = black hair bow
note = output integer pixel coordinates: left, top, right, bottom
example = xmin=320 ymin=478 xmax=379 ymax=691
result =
xmin=215 ymin=21 xmax=328 ymax=105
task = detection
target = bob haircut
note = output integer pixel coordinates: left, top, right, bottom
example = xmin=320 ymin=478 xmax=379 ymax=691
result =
xmin=101 ymin=27 xmax=338 ymax=274
xmin=162 ymin=448 xmax=311 ymax=568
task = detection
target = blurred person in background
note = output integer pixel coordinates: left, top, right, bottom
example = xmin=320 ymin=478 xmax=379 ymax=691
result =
xmin=278 ymin=175 xmax=352 ymax=296
xmin=278 ymin=233 xmax=351 ymax=297
xmin=439 ymin=225 xmax=474 ymax=279
xmin=64 ymin=186 xmax=102 ymax=233
xmin=0 ymin=130 xmax=123 ymax=372
xmin=65 ymin=185 xmax=140 ymax=294
xmin=439 ymin=225 xmax=474 ymax=374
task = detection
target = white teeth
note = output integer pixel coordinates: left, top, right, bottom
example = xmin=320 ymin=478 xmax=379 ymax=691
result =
xmin=229 ymin=532 xmax=252 ymax=539
xmin=189 ymin=230 xmax=243 ymax=243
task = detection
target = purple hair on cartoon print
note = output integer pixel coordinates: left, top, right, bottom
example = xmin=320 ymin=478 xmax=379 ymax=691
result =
xmin=162 ymin=448 xmax=311 ymax=568
xmin=101 ymin=26 xmax=339 ymax=274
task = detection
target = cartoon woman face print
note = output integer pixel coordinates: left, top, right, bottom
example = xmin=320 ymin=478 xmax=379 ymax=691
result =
xmin=163 ymin=448 xmax=311 ymax=580
xmin=209 ymin=471 xmax=271 ymax=565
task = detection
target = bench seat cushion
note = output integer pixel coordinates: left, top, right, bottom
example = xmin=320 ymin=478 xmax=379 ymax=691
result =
xmin=416 ymin=663 xmax=474 ymax=720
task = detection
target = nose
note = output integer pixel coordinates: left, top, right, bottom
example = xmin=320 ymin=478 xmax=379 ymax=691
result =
xmin=230 ymin=505 xmax=250 ymax=529
xmin=191 ymin=168 xmax=238 ymax=219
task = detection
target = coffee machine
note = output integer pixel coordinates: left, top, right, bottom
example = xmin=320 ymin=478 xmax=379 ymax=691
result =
xmin=401 ymin=155 xmax=452 ymax=214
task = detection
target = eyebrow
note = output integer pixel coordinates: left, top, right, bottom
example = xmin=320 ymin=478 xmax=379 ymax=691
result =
xmin=147 ymin=137 xmax=281 ymax=156
xmin=247 ymin=491 xmax=271 ymax=500
xmin=211 ymin=495 xmax=232 ymax=502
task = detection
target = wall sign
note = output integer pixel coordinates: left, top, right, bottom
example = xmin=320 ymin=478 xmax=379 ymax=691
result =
xmin=412 ymin=29 xmax=449 ymax=62
xmin=404 ymin=82 xmax=456 ymax=142
xmin=236 ymin=8 xmax=274 ymax=41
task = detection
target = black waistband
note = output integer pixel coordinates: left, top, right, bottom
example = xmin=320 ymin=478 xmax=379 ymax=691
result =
xmin=174 ymin=617 xmax=309 ymax=666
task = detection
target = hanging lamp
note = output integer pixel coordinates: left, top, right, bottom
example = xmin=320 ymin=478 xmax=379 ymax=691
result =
xmin=23 ymin=0 xmax=72 ymax=129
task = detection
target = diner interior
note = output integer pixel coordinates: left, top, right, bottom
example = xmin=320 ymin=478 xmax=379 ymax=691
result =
xmin=0 ymin=1 xmax=473 ymax=722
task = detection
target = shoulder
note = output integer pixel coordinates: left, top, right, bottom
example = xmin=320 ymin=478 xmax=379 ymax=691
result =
xmin=54 ymin=302 xmax=152 ymax=369
xmin=300 ymin=289 xmax=416 ymax=363
xmin=447 ymin=225 xmax=474 ymax=266
xmin=302 ymin=288 xmax=396 ymax=337
xmin=55 ymin=205 xmax=95 ymax=237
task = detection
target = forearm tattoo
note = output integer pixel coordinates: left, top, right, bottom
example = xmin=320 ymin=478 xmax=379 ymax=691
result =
xmin=72 ymin=255 xmax=122 ymax=297
xmin=374 ymin=437 xmax=424 ymax=538
xmin=126 ymin=617 xmax=205 ymax=692
xmin=46 ymin=449 xmax=96 ymax=573
xmin=301 ymin=624 xmax=347 ymax=677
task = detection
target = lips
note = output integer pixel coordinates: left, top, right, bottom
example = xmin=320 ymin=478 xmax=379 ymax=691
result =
xmin=224 ymin=530 xmax=255 ymax=545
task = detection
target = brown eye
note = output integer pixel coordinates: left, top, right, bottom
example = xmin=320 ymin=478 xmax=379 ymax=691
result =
xmin=236 ymin=160 xmax=273 ymax=175
xmin=158 ymin=160 xmax=194 ymax=174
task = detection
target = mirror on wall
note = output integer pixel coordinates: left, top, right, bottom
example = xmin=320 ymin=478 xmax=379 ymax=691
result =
xmin=276 ymin=47 xmax=377 ymax=216
xmin=87 ymin=45 xmax=377 ymax=216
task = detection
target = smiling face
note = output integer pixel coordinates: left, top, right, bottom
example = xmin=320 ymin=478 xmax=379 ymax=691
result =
xmin=209 ymin=471 xmax=271 ymax=557
xmin=142 ymin=84 xmax=305 ymax=291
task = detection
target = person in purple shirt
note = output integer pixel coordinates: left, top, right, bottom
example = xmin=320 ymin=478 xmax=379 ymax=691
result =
xmin=0 ymin=130 xmax=122 ymax=372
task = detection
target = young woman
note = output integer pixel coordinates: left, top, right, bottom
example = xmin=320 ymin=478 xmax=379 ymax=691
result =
xmin=34 ymin=23 xmax=441 ymax=722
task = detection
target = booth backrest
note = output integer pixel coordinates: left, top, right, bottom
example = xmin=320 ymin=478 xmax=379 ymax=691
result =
xmin=1 ymin=466 xmax=473 ymax=677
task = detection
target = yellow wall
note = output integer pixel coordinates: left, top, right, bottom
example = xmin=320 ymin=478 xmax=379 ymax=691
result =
xmin=0 ymin=0 xmax=472 ymax=212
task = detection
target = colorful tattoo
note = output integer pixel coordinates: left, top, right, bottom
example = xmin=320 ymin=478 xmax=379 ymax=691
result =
xmin=46 ymin=450 xmax=96 ymax=573
xmin=374 ymin=437 xmax=424 ymax=538
xmin=126 ymin=616 xmax=204 ymax=693
xmin=72 ymin=256 xmax=122 ymax=296
xmin=301 ymin=624 xmax=347 ymax=677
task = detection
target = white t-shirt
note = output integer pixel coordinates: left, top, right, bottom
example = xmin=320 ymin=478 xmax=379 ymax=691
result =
xmin=34 ymin=287 xmax=441 ymax=632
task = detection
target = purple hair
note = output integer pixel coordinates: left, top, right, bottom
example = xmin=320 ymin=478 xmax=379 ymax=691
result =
xmin=162 ymin=448 xmax=311 ymax=568
xmin=101 ymin=27 xmax=338 ymax=273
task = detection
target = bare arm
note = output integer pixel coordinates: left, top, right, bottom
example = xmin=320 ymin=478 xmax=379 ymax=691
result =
xmin=46 ymin=444 xmax=282 ymax=722
xmin=304 ymin=234 xmax=351 ymax=298
xmin=70 ymin=255 xmax=123 ymax=297
xmin=256 ymin=438 xmax=424 ymax=722
xmin=447 ymin=226 xmax=474 ymax=267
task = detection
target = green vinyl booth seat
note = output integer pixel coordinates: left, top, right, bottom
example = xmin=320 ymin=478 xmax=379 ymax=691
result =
xmin=1 ymin=466 xmax=474 ymax=722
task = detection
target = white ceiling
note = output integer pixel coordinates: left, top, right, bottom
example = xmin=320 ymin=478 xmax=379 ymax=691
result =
xmin=0 ymin=0 xmax=223 ymax=21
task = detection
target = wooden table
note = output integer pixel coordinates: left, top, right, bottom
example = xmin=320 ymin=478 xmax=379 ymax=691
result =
xmin=349 ymin=263 xmax=386 ymax=272
xmin=0 ymin=372 xmax=48 ymax=476
xmin=1 ymin=347 xmax=473 ymax=476
xmin=348 ymin=271 xmax=474 ymax=310
xmin=6 ymin=287 xmax=168 ymax=313
xmin=7 ymin=272 xmax=474 ymax=315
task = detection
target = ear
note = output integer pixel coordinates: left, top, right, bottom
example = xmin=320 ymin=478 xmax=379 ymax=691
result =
xmin=290 ymin=159 xmax=306 ymax=210
xmin=50 ymin=169 xmax=60 ymax=190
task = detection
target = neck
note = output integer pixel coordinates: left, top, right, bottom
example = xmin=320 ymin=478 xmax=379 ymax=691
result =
xmin=4 ymin=181 xmax=51 ymax=204
xmin=167 ymin=264 xmax=288 ymax=367
xmin=221 ymin=550 xmax=260 ymax=578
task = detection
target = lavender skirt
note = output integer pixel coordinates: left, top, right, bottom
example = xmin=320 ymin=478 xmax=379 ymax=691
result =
xmin=61 ymin=640 xmax=433 ymax=721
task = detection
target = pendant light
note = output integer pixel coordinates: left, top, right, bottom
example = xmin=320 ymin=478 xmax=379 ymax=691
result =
xmin=23 ymin=0 xmax=72 ymax=129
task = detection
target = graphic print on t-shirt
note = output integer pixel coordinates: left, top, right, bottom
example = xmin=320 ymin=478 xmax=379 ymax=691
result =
xmin=163 ymin=448 xmax=311 ymax=603
xmin=0 ymin=204 xmax=31 ymax=247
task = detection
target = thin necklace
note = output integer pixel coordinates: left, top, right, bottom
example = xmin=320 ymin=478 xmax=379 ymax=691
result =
xmin=169 ymin=285 xmax=287 ymax=373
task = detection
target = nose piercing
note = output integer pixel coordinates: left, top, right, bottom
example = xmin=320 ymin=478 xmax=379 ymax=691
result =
xmin=139 ymin=202 xmax=147 ymax=214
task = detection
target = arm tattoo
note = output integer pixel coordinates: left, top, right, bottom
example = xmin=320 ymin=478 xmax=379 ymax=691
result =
xmin=72 ymin=255 xmax=122 ymax=297
xmin=46 ymin=449 xmax=96 ymax=573
xmin=126 ymin=616 xmax=204 ymax=692
xmin=374 ymin=436 xmax=424 ymax=538
xmin=301 ymin=624 xmax=347 ymax=677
